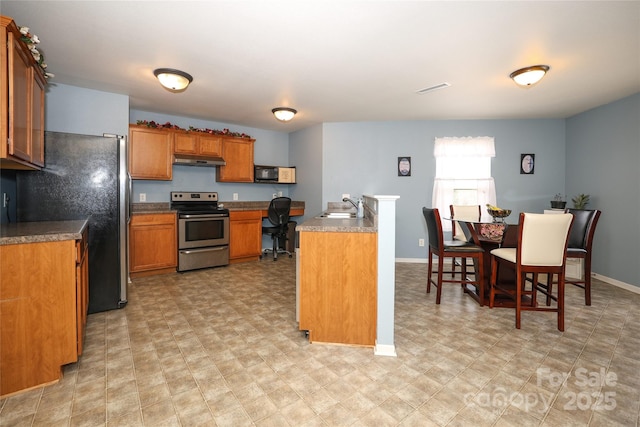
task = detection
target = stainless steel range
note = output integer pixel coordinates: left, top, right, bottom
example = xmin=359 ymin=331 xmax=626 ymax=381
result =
xmin=171 ymin=191 xmax=230 ymax=272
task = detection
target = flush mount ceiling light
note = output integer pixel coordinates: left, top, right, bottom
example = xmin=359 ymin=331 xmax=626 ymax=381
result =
xmin=272 ymin=107 xmax=297 ymax=122
xmin=509 ymin=65 xmax=550 ymax=87
xmin=153 ymin=68 xmax=193 ymax=91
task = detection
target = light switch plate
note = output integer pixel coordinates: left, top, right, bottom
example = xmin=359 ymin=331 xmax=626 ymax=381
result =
xmin=233 ymin=193 xmax=238 ymax=201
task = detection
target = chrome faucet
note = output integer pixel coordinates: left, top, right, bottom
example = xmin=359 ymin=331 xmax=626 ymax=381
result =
xmin=343 ymin=197 xmax=358 ymax=210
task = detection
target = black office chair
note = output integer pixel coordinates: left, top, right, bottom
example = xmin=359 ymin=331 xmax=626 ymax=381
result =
xmin=262 ymin=197 xmax=292 ymax=260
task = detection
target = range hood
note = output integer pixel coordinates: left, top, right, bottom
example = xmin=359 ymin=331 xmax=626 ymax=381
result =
xmin=173 ymin=154 xmax=226 ymax=167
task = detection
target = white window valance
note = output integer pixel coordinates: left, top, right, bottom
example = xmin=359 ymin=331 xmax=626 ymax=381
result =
xmin=434 ymin=136 xmax=495 ymax=158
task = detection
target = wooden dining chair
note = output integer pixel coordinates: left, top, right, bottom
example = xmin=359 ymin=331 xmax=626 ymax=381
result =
xmin=489 ymin=212 xmax=574 ymax=331
xmin=542 ymin=209 xmax=601 ymax=305
xmin=422 ymin=207 xmax=486 ymax=305
xmin=449 ymin=205 xmax=481 ymax=277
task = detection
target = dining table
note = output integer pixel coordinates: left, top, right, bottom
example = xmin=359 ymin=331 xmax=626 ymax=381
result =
xmin=450 ymin=216 xmax=519 ymax=306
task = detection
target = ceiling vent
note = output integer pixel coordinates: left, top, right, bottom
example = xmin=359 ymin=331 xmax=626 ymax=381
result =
xmin=416 ymin=82 xmax=451 ymax=94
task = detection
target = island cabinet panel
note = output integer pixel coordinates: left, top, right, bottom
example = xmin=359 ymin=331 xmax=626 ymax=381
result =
xmin=129 ymin=212 xmax=177 ymax=277
xmin=216 ymin=138 xmax=255 ymax=182
xmin=0 ymin=239 xmax=81 ymax=397
xmin=299 ymin=231 xmax=377 ymax=346
xmin=128 ymin=125 xmax=173 ymax=180
xmin=229 ymin=210 xmax=262 ymax=263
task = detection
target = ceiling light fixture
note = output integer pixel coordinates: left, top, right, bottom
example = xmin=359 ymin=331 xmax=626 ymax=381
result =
xmin=272 ymin=107 xmax=297 ymax=122
xmin=509 ymin=65 xmax=550 ymax=87
xmin=153 ymin=68 xmax=193 ymax=91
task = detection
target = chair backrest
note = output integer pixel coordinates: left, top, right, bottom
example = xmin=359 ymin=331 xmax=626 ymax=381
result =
xmin=422 ymin=207 xmax=444 ymax=251
xmin=518 ymin=212 xmax=574 ymax=266
xmin=267 ymin=197 xmax=291 ymax=227
xmin=565 ymin=209 xmax=601 ymax=250
xmin=450 ymin=205 xmax=481 ymax=241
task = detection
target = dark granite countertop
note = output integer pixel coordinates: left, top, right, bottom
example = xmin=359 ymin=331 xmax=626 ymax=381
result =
xmin=0 ymin=219 xmax=89 ymax=245
xmin=131 ymin=200 xmax=305 ymax=214
xmin=297 ymin=216 xmax=376 ymax=233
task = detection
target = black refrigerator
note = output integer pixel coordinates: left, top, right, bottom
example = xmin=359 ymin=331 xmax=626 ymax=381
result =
xmin=16 ymin=131 xmax=129 ymax=313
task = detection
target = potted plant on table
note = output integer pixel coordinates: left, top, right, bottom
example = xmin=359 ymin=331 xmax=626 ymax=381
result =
xmin=550 ymin=193 xmax=566 ymax=209
xmin=571 ymin=194 xmax=590 ymax=209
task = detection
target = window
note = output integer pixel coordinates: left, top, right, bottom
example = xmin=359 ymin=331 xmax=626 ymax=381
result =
xmin=432 ymin=136 xmax=496 ymax=231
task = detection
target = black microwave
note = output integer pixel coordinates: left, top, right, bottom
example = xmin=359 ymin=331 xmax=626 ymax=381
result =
xmin=254 ymin=165 xmax=296 ymax=183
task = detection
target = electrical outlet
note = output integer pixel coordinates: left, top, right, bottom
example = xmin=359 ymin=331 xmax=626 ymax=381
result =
xmin=342 ymin=193 xmax=350 ymax=200
xmin=3 ymin=193 xmax=8 ymax=208
xmin=419 ymin=238 xmax=425 ymax=247
xmin=233 ymin=193 xmax=238 ymax=201
xmin=272 ymin=193 xmax=277 ymax=199
xmin=139 ymin=193 xmax=146 ymax=202
xmin=278 ymin=191 xmax=283 ymax=197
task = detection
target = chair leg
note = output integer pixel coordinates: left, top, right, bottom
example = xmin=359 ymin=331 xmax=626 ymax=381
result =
xmin=545 ymin=274 xmax=553 ymax=306
xmin=489 ymin=256 xmax=497 ymax=308
xmin=584 ymin=257 xmax=592 ymax=306
xmin=558 ymin=273 xmax=565 ymax=331
xmin=426 ymin=251 xmax=433 ymax=294
xmin=272 ymin=235 xmax=278 ymax=260
xmin=476 ymin=254 xmax=485 ymax=306
xmin=436 ymin=258 xmax=444 ymax=304
xmin=515 ymin=271 xmax=522 ymax=329
xmin=451 ymin=257 xmax=457 ymax=277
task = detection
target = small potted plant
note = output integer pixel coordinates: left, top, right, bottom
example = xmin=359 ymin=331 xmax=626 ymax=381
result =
xmin=550 ymin=193 xmax=566 ymax=209
xmin=571 ymin=194 xmax=590 ymax=209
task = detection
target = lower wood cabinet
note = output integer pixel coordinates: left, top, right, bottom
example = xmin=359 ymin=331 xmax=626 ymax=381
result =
xmin=299 ymin=231 xmax=377 ymax=346
xmin=129 ymin=212 xmax=177 ymax=277
xmin=0 ymin=232 xmax=88 ymax=397
xmin=229 ymin=210 xmax=262 ymax=263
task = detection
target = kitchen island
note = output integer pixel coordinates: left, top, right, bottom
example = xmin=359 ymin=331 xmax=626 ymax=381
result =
xmin=0 ymin=220 xmax=89 ymax=397
xmin=297 ymin=207 xmax=378 ymax=346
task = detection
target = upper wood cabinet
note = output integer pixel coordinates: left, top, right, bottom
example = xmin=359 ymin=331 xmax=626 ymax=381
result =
xmin=216 ymin=137 xmax=255 ymax=182
xmin=0 ymin=16 xmax=46 ymax=170
xmin=174 ymin=131 xmax=222 ymax=157
xmin=129 ymin=125 xmax=173 ymax=180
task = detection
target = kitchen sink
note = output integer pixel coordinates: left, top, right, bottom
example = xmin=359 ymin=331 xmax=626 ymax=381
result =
xmin=316 ymin=212 xmax=357 ymax=219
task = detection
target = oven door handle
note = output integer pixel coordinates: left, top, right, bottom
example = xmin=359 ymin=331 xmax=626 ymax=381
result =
xmin=180 ymin=246 xmax=228 ymax=254
xmin=180 ymin=213 xmax=228 ymax=219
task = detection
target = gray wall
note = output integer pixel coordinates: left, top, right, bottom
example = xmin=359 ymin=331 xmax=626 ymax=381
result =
xmin=289 ymin=124 xmax=324 ymax=225
xmin=566 ymin=93 xmax=640 ymax=287
xmin=320 ymin=119 xmax=566 ymax=259
xmin=45 ymin=83 xmax=129 ymax=136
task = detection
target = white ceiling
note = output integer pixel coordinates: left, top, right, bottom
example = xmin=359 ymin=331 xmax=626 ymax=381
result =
xmin=3 ymin=1 xmax=639 ymax=132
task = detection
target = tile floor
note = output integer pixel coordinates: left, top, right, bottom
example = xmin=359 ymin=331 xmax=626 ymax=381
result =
xmin=1 ymin=257 xmax=639 ymax=426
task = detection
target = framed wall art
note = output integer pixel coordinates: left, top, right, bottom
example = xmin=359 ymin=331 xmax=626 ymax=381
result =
xmin=398 ymin=157 xmax=411 ymax=176
xmin=520 ymin=153 xmax=535 ymax=174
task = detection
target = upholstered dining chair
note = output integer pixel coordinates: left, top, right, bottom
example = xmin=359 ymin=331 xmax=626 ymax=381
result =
xmin=542 ymin=209 xmax=601 ymax=305
xmin=449 ymin=205 xmax=482 ymax=277
xmin=422 ymin=207 xmax=485 ymax=305
xmin=489 ymin=212 xmax=573 ymax=331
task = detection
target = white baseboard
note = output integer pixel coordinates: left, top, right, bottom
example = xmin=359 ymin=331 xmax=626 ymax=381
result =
xmin=592 ymin=273 xmax=640 ymax=294
xmin=374 ymin=343 xmax=397 ymax=357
